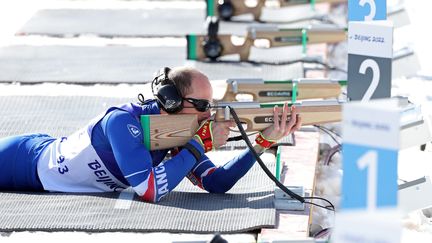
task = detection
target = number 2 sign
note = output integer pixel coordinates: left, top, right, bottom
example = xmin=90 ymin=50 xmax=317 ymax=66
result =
xmin=347 ymin=21 xmax=393 ymax=101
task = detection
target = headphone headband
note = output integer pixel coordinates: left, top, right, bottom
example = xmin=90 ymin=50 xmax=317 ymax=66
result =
xmin=152 ymin=67 xmax=184 ymax=114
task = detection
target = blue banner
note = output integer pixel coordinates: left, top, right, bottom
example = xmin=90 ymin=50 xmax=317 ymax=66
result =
xmin=342 ymin=143 xmax=398 ymax=210
xmin=349 ymin=0 xmax=387 ymax=21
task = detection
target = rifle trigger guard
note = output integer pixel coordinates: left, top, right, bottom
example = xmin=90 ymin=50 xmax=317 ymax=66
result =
xmin=231 ymin=80 xmax=238 ymax=94
xmin=224 ymin=106 xmax=231 ymax=121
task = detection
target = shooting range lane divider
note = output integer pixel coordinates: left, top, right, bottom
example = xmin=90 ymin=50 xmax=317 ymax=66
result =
xmin=275 ymin=146 xmax=282 ymax=181
xmin=187 ymin=25 xmax=347 ymax=61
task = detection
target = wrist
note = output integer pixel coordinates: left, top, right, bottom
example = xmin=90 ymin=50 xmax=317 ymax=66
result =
xmin=253 ymin=143 xmax=267 ymax=154
xmin=194 ymin=120 xmax=214 ymax=153
xmin=255 ymin=132 xmax=276 ymax=149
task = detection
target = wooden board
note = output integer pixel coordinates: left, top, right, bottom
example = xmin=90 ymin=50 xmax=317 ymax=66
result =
xmin=258 ymin=130 xmax=320 ymax=241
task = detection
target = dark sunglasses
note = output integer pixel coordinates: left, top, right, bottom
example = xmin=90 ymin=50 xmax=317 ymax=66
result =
xmin=183 ymin=97 xmax=212 ymax=112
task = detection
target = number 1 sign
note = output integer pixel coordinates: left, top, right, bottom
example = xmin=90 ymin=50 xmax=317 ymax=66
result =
xmin=332 ymin=99 xmax=401 ymax=243
xmin=341 ymin=99 xmax=400 ymax=210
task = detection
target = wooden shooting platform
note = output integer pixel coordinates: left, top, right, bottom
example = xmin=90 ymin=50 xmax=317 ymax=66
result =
xmin=258 ymin=130 xmax=320 ymax=241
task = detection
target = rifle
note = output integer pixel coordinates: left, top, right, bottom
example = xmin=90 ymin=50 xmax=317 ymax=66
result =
xmin=279 ymin=0 xmax=347 ymax=7
xmin=220 ymin=78 xmax=346 ymax=102
xmin=206 ymin=0 xmax=347 ymax=21
xmin=187 ymin=19 xmax=347 ymax=61
xmin=141 ymin=100 xmax=342 ymax=150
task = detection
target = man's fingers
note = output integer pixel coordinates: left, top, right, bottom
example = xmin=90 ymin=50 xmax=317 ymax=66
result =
xmin=293 ymin=115 xmax=302 ymax=132
xmin=287 ymin=106 xmax=297 ymax=128
xmin=280 ymin=102 xmax=288 ymax=132
xmin=284 ymin=115 xmax=301 ymax=136
xmin=273 ymin=105 xmax=280 ymax=130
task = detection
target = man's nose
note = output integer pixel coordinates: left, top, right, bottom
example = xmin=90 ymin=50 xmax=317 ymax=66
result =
xmin=202 ymin=111 xmax=211 ymax=119
xmin=198 ymin=112 xmax=211 ymax=122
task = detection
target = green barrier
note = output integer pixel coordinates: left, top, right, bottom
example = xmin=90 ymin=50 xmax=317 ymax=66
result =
xmin=140 ymin=115 xmax=151 ymax=150
xmin=186 ymin=35 xmax=197 ymax=60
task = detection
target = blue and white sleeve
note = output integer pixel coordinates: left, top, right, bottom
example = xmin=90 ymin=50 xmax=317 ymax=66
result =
xmin=104 ymin=110 xmax=204 ymax=202
xmin=188 ymin=149 xmax=257 ymax=193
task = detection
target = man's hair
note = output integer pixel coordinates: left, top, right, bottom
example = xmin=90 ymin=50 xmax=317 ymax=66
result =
xmin=166 ymin=67 xmax=197 ymax=97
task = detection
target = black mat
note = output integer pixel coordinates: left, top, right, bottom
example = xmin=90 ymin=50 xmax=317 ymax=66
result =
xmin=0 ymin=96 xmax=132 ymax=138
xmin=16 ymin=7 xmax=322 ymax=37
xmin=0 ymin=45 xmax=304 ymax=84
xmin=0 ymin=163 xmax=275 ymax=233
xmin=0 ymin=96 xmax=276 ymax=233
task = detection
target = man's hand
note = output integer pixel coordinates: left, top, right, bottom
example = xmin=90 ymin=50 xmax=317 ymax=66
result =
xmin=261 ymin=102 xmax=302 ymax=142
xmin=211 ymin=121 xmax=236 ymax=148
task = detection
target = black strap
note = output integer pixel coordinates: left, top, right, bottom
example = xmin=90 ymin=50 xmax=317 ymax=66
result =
xmin=183 ymin=142 xmax=202 ymax=161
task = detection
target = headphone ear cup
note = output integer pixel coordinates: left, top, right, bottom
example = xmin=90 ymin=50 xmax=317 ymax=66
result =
xmin=203 ymin=39 xmax=223 ymax=60
xmin=155 ymin=84 xmax=183 ymax=114
xmin=218 ymin=0 xmax=234 ymax=20
xmin=203 ymin=16 xmax=222 ymax=60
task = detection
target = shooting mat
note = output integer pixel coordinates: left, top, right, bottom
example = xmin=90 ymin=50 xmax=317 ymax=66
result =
xmin=0 ymin=95 xmax=276 ymax=232
xmin=17 ymin=6 xmax=323 ymax=37
xmin=0 ymin=45 xmax=304 ymax=84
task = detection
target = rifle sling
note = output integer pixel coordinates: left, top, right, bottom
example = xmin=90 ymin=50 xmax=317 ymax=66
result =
xmin=183 ymin=142 xmax=202 ymax=161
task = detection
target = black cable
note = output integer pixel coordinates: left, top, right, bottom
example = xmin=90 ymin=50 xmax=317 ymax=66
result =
xmin=323 ymin=144 xmax=341 ymax=166
xmin=318 ymin=125 xmax=341 ymax=138
xmin=225 ymin=106 xmax=335 ymax=212
xmin=304 ymin=198 xmax=335 ymax=212
xmin=314 ymin=125 xmax=341 ymax=146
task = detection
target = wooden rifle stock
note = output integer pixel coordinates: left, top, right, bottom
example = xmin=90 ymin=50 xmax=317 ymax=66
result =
xmin=141 ymin=115 xmax=199 ymax=151
xmin=214 ymin=101 xmax=341 ymax=130
xmin=187 ymin=26 xmax=347 ymax=61
xmin=221 ymin=78 xmax=345 ymax=102
xmin=207 ymin=0 xmax=266 ymax=21
xmin=141 ymin=101 xmax=342 ymax=150
xmin=279 ymin=0 xmax=347 ymax=7
xmin=206 ymin=0 xmax=347 ymax=21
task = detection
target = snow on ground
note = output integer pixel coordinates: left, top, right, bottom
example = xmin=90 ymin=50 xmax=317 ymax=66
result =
xmin=1 ymin=0 xmax=432 ymax=242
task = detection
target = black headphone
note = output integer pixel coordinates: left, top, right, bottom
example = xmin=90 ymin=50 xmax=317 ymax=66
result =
xmin=218 ymin=0 xmax=234 ymax=20
xmin=151 ymin=67 xmax=184 ymax=114
xmin=202 ymin=16 xmax=223 ymax=60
